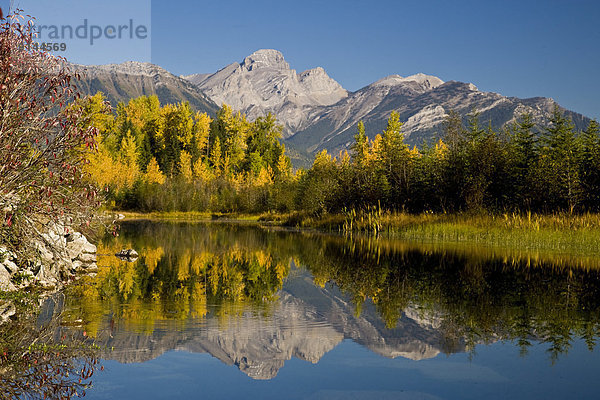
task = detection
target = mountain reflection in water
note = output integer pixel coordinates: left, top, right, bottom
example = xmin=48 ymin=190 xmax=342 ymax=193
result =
xmin=61 ymin=220 xmax=600 ymax=380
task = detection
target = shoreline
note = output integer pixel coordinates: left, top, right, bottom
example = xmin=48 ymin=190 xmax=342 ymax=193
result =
xmin=112 ymin=210 xmax=600 ymax=264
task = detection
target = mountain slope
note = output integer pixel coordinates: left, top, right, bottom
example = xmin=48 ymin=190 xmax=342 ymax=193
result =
xmin=73 ymin=52 xmax=592 ymax=157
xmin=72 ymin=62 xmax=219 ymax=114
xmin=188 ymin=49 xmax=348 ymax=136
xmin=183 ymin=50 xmax=590 ymax=154
xmin=288 ymin=79 xmax=590 ymax=153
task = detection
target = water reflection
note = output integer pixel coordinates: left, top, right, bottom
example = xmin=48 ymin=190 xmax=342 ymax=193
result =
xmin=0 ymin=294 xmax=100 ymax=399
xmin=63 ymin=221 xmax=600 ymax=379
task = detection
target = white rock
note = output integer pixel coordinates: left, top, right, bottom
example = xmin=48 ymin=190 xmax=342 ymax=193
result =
xmin=34 ymin=240 xmax=54 ymax=263
xmin=66 ymin=232 xmax=97 ymax=260
xmin=77 ymin=253 xmax=97 ymax=263
xmin=85 ymin=263 xmax=98 ymax=272
xmin=34 ymin=264 xmax=59 ymax=288
xmin=0 ymin=264 xmax=16 ymax=291
xmin=191 ymin=49 xmax=348 ymax=137
xmin=71 ymin=260 xmax=84 ymax=271
xmin=0 ymin=300 xmax=16 ymax=324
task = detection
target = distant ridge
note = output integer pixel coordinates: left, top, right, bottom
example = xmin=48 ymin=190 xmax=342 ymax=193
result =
xmin=72 ymin=61 xmax=218 ymax=115
xmin=73 ymin=51 xmax=591 ymax=156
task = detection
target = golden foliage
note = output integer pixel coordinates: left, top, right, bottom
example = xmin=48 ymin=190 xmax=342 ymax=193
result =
xmin=145 ymin=157 xmax=166 ymax=185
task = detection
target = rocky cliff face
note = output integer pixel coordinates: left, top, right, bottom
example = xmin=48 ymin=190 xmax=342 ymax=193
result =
xmin=66 ymin=273 xmax=459 ymax=380
xmin=184 ymin=49 xmax=348 ymax=136
xmin=183 ymin=49 xmax=589 ymax=154
xmin=73 ymin=50 xmax=591 ymax=156
xmin=72 ymin=62 xmax=218 ymax=115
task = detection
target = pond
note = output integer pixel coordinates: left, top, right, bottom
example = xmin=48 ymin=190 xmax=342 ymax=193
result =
xmin=44 ymin=221 xmax=600 ymax=398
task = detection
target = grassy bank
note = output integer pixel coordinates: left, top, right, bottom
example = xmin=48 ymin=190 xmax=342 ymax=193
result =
xmin=278 ymin=210 xmax=600 ymax=257
xmin=114 ymin=211 xmax=262 ymax=222
xmin=112 ymin=209 xmax=600 ymax=259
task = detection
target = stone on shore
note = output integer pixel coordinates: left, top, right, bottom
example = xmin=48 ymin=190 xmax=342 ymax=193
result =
xmin=0 ymin=263 xmax=16 ymax=291
xmin=0 ymin=227 xmax=98 ymax=290
xmin=0 ymin=300 xmax=16 ymax=324
xmin=115 ymin=249 xmax=139 ymax=261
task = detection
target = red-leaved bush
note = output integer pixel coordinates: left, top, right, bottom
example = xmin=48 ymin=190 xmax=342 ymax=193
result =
xmin=0 ymin=11 xmax=102 ymax=261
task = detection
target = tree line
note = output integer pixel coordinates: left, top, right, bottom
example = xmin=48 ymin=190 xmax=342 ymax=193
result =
xmin=82 ymin=93 xmax=291 ymax=212
xmin=81 ymin=92 xmax=600 ymax=215
xmin=299 ymin=106 xmax=600 ymax=215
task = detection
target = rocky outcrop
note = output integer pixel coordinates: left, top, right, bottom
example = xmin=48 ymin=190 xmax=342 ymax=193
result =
xmin=70 ymin=62 xmax=218 ymax=115
xmin=184 ymin=49 xmax=348 ymax=137
xmin=0 ymin=226 xmax=98 ymax=290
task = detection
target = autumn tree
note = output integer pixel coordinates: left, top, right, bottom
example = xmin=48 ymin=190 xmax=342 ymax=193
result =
xmin=0 ymin=13 xmax=101 ymax=260
xmin=380 ymin=111 xmax=412 ymax=208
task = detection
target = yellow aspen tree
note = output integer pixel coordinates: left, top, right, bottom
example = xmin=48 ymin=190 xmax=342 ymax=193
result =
xmin=210 ymin=136 xmax=222 ymax=171
xmin=195 ymin=112 xmax=212 ymax=157
xmin=180 ymin=151 xmax=193 ymax=182
xmin=193 ymin=158 xmax=213 ymax=183
xmin=145 ymin=157 xmax=166 ymax=185
xmin=120 ymin=130 xmax=141 ymax=187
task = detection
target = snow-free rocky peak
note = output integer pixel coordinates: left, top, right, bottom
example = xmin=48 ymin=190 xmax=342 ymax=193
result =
xmin=71 ymin=61 xmax=218 ymax=115
xmin=73 ymin=51 xmax=591 ymax=158
xmin=242 ymin=49 xmax=290 ymax=71
xmin=371 ymin=73 xmax=444 ymax=91
xmin=188 ymin=49 xmax=349 ymax=136
xmin=73 ymin=61 xmax=170 ymax=77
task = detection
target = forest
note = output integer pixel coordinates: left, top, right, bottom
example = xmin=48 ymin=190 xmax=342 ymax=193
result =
xmin=81 ymin=93 xmax=600 ymax=217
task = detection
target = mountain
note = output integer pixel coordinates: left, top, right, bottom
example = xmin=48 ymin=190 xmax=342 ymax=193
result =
xmin=72 ymin=62 xmax=218 ymax=115
xmin=182 ymin=50 xmax=590 ymax=154
xmin=72 ymin=51 xmax=592 ymax=157
xmin=184 ymin=49 xmax=348 ymax=136
xmin=288 ymin=78 xmax=590 ymax=153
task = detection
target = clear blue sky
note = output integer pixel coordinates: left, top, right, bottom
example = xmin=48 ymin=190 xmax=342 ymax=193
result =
xmin=12 ymin=0 xmax=600 ymax=119
xmin=150 ymin=0 xmax=600 ymax=120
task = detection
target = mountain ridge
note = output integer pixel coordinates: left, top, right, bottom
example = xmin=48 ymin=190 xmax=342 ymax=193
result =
xmin=71 ymin=61 xmax=219 ymax=115
xmin=72 ymin=50 xmax=591 ymax=157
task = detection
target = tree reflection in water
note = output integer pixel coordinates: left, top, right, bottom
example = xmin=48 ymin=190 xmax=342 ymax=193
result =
xmin=0 ymin=294 xmax=100 ymax=399
xmin=65 ymin=220 xmax=600 ymax=363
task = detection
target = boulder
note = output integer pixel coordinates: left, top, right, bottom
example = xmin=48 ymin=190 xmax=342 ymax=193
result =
xmin=42 ymin=227 xmax=67 ymax=249
xmin=66 ymin=232 xmax=97 ymax=260
xmin=0 ymin=300 xmax=16 ymax=324
xmin=34 ymin=263 xmax=60 ymax=288
xmin=77 ymin=253 xmax=97 ymax=263
xmin=34 ymin=240 xmax=55 ymax=263
xmin=3 ymin=259 xmax=18 ymax=275
xmin=0 ymin=263 xmax=16 ymax=291
xmin=115 ymin=249 xmax=139 ymax=261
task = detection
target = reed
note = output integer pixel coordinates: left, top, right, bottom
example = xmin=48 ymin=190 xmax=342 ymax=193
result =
xmin=286 ymin=210 xmax=600 ymax=257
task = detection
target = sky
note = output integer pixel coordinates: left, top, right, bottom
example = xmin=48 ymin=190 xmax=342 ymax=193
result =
xmin=8 ymin=0 xmax=600 ymax=119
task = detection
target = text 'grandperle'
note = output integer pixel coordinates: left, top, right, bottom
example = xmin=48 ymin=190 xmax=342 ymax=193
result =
xmin=36 ymin=19 xmax=148 ymax=45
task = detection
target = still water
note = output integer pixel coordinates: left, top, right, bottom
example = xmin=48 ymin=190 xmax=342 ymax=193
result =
xmin=36 ymin=221 xmax=600 ymax=398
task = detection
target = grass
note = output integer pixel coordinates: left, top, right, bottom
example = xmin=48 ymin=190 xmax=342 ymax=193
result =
xmin=106 ymin=208 xmax=600 ymax=262
xmin=111 ymin=210 xmax=262 ymax=222
xmin=281 ymin=209 xmax=600 ymax=259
